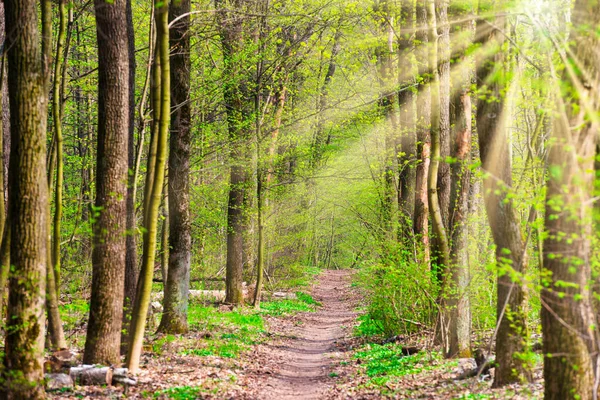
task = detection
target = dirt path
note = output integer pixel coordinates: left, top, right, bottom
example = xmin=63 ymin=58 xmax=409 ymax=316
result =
xmin=256 ymin=270 xmax=358 ymax=400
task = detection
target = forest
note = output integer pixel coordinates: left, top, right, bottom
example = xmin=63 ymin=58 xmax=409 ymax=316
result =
xmin=0 ymin=0 xmax=599 ymax=398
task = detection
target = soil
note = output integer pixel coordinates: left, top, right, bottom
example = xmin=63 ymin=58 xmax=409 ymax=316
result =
xmin=254 ymin=269 xmax=358 ymax=399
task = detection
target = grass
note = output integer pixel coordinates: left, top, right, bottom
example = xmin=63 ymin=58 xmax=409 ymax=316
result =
xmin=153 ymin=385 xmax=202 ymax=399
xmin=258 ymin=291 xmax=320 ymax=316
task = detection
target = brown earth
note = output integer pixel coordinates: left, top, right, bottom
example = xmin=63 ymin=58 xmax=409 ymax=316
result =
xmin=254 ymin=269 xmax=358 ymax=399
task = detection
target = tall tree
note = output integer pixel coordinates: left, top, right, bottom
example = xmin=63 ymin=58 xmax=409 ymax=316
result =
xmin=475 ymin=3 xmax=530 ymax=386
xmin=445 ymin=11 xmax=475 ymax=358
xmin=127 ymin=0 xmax=170 ymax=372
xmin=541 ymin=0 xmax=600 ymax=397
xmin=83 ymin=0 xmax=131 ymax=365
xmin=398 ymin=0 xmax=416 ymax=235
xmin=124 ymin=0 xmax=137 ymax=335
xmin=217 ymin=0 xmax=253 ymax=305
xmin=157 ymin=0 xmax=190 ymax=334
xmin=3 ymin=0 xmax=49 ymax=395
xmin=426 ymin=0 xmax=449 ymax=273
xmin=46 ymin=0 xmax=69 ymax=351
xmin=413 ymin=0 xmax=431 ymax=266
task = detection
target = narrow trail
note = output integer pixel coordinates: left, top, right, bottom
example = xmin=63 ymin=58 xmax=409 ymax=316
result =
xmin=256 ymin=270 xmax=358 ymax=400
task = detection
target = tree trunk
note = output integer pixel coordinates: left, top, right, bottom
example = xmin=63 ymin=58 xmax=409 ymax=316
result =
xmin=542 ymin=0 xmax=600 ymax=398
xmin=124 ymin=0 xmax=138 ymax=337
xmin=414 ymin=0 xmax=431 ymax=267
xmin=398 ymin=0 xmax=416 ymax=237
xmin=445 ymin=15 xmax=475 ymax=358
xmin=158 ymin=0 xmax=191 ymax=334
xmin=3 ymin=0 xmax=49 ymax=395
xmin=126 ymin=0 xmax=170 ymax=372
xmin=432 ymin=0 xmax=451 ymax=278
xmin=426 ymin=0 xmax=449 ymax=272
xmin=83 ymin=0 xmax=131 ymax=366
xmin=46 ymin=0 xmax=69 ymax=351
xmin=217 ymin=0 xmax=253 ymax=305
xmin=474 ymin=5 xmax=530 ymax=386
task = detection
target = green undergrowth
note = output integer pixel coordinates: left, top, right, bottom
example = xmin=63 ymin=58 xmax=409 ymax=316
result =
xmin=353 ymin=343 xmax=453 ymax=387
xmin=158 ymin=291 xmax=320 ymax=359
xmin=354 ymin=312 xmax=386 ymax=337
xmin=58 ymin=299 xmax=89 ymax=331
xmin=258 ymin=291 xmax=321 ymax=316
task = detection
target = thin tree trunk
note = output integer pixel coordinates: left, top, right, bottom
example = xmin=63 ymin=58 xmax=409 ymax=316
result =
xmin=160 ymin=193 xmax=169 ymax=287
xmin=475 ymin=5 xmax=530 ymax=386
xmin=83 ymin=0 xmax=131 ymax=366
xmin=3 ymin=0 xmax=49 ymax=394
xmin=52 ymin=0 xmax=68 ymax=300
xmin=426 ymin=0 xmax=449 ymax=274
xmin=127 ymin=0 xmax=170 ymax=372
xmin=398 ymin=0 xmax=416 ymax=237
xmin=414 ymin=0 xmax=431 ymax=267
xmin=158 ymin=0 xmax=191 ymax=333
xmin=124 ymin=0 xmax=138 ymax=339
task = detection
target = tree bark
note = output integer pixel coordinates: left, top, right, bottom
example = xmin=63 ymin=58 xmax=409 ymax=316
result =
xmin=475 ymin=4 xmax=530 ymax=386
xmin=124 ymin=0 xmax=138 ymax=337
xmin=127 ymin=0 xmax=170 ymax=372
xmin=46 ymin=0 xmax=69 ymax=351
xmin=398 ymin=0 xmax=416 ymax=237
xmin=426 ymin=0 xmax=449 ymax=272
xmin=3 ymin=0 xmax=49 ymax=395
xmin=431 ymin=0 xmax=451 ymax=278
xmin=445 ymin=15 xmax=474 ymax=358
xmin=158 ymin=0 xmax=191 ymax=334
xmin=217 ymin=0 xmax=253 ymax=305
xmin=83 ymin=0 xmax=130 ymax=366
xmin=413 ymin=0 xmax=431 ymax=267
xmin=542 ymin=0 xmax=600 ymax=398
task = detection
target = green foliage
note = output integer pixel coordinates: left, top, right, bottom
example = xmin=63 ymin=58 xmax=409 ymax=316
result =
xmin=259 ymin=292 xmax=320 ymax=316
xmin=353 ymin=343 xmax=444 ymax=385
xmin=354 ymin=313 xmax=385 ymax=337
xmin=58 ymin=299 xmax=89 ymax=331
xmin=154 ymin=386 xmax=202 ymax=400
xmin=356 ymin=246 xmax=437 ymax=337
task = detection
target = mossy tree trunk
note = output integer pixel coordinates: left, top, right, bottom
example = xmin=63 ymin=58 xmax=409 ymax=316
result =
xmin=83 ymin=0 xmax=131 ymax=366
xmin=158 ymin=0 xmax=191 ymax=333
xmin=46 ymin=0 xmax=69 ymax=351
xmin=127 ymin=0 xmax=170 ymax=372
xmin=3 ymin=0 xmax=49 ymax=395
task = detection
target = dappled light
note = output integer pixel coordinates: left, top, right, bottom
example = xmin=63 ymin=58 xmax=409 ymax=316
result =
xmin=0 ymin=0 xmax=599 ymax=398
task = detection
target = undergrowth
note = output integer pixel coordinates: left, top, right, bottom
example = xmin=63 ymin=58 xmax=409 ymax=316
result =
xmin=353 ymin=343 xmax=450 ymax=386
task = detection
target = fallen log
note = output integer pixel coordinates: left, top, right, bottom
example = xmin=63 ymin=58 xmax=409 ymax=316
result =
xmin=69 ymin=365 xmax=113 ymax=386
xmin=151 ymin=289 xmax=296 ymax=302
xmin=112 ymin=368 xmax=137 ymax=386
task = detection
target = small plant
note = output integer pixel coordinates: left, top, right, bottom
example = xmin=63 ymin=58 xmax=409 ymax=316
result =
xmin=295 ymin=291 xmax=321 ymax=306
xmin=353 ymin=343 xmax=443 ymax=386
xmin=154 ymin=385 xmax=201 ymax=400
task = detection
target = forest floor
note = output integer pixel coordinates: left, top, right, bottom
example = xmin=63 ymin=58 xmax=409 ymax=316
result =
xmin=50 ymin=270 xmax=544 ymax=399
